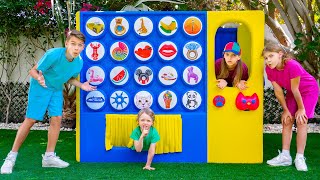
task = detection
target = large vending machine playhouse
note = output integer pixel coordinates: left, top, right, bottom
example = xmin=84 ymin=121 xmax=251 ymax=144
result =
xmin=76 ymin=11 xmax=264 ymax=163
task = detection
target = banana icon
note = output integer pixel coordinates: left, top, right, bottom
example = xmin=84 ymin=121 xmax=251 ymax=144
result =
xmin=160 ymin=21 xmax=177 ymax=33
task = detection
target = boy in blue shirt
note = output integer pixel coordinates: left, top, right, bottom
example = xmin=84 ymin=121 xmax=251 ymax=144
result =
xmin=1 ymin=30 xmax=96 ymax=174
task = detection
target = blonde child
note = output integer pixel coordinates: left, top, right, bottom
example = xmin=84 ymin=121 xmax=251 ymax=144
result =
xmin=1 ymin=30 xmax=96 ymax=174
xmin=263 ymin=42 xmax=319 ymax=171
xmin=130 ymin=108 xmax=160 ymax=170
xmin=215 ymin=41 xmax=249 ymax=90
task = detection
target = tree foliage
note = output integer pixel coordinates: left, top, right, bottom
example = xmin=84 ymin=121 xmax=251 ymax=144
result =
xmin=0 ymin=0 xmax=59 ymax=123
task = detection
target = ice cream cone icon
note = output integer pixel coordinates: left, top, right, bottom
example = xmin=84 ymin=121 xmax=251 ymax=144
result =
xmin=163 ymin=91 xmax=172 ymax=108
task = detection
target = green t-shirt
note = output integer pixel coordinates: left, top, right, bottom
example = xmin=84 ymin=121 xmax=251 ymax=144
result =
xmin=130 ymin=126 xmax=160 ymax=151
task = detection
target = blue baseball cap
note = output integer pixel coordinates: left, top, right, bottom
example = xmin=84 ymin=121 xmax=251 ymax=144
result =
xmin=223 ymin=42 xmax=241 ymax=55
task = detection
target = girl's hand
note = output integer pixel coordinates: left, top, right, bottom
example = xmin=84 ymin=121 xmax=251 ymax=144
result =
xmin=236 ymin=80 xmax=248 ymax=91
xmin=295 ymin=109 xmax=308 ymax=125
xmin=80 ymin=80 xmax=97 ymax=91
xmin=143 ymin=165 xmax=155 ymax=170
xmin=216 ymin=79 xmax=227 ymax=89
xmin=281 ymin=110 xmax=293 ymax=125
xmin=37 ymin=70 xmax=47 ymax=88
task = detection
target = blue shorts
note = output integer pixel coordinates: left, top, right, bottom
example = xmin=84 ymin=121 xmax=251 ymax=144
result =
xmin=26 ymin=80 xmax=63 ymax=121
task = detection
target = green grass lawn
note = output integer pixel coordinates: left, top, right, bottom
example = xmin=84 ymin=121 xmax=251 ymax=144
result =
xmin=0 ymin=130 xmax=319 ymax=179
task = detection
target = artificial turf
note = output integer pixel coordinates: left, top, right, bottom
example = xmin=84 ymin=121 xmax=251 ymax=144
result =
xmin=0 ymin=129 xmax=319 ymax=179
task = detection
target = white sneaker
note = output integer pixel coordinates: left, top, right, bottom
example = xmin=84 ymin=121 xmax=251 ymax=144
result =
xmin=294 ymin=156 xmax=308 ymax=171
xmin=267 ymin=150 xmax=292 ymax=166
xmin=1 ymin=153 xmax=17 ymax=174
xmin=42 ymin=153 xmax=69 ymax=168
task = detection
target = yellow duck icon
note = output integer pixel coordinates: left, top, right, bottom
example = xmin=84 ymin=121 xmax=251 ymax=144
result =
xmin=160 ymin=21 xmax=177 ymax=33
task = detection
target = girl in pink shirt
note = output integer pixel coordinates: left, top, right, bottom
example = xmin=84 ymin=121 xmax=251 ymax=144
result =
xmin=263 ymin=42 xmax=319 ymax=171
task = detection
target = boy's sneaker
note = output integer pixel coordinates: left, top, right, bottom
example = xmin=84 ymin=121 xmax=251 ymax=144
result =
xmin=267 ymin=150 xmax=292 ymax=166
xmin=294 ymin=156 xmax=308 ymax=171
xmin=1 ymin=153 xmax=17 ymax=174
xmin=42 ymin=153 xmax=69 ymax=168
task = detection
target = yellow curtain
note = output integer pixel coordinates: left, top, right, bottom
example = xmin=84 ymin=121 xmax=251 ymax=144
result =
xmin=105 ymin=114 xmax=182 ymax=154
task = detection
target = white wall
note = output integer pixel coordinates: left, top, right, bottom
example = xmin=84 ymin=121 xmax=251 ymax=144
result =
xmin=0 ymin=37 xmax=61 ymax=83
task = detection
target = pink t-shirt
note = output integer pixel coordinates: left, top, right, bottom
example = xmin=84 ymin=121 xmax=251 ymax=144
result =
xmin=266 ymin=59 xmax=319 ymax=118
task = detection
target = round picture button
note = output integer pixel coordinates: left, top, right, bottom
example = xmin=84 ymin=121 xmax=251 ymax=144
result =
xmin=158 ymin=41 xmax=178 ymax=61
xmin=134 ymin=17 xmax=153 ymax=37
xmin=110 ymin=17 xmax=129 ymax=37
xmin=86 ymin=66 xmax=105 ymax=86
xmin=86 ymin=17 xmax=105 ymax=37
xmin=86 ymin=90 xmax=106 ymax=110
xmin=182 ymin=66 xmax=202 ymax=85
xmin=183 ymin=16 xmax=202 ymax=36
xmin=158 ymin=90 xmax=177 ymax=110
xmin=134 ymin=42 xmax=153 ymax=61
xmin=182 ymin=90 xmax=202 ymax=110
xmin=158 ymin=16 xmax=178 ymax=36
xmin=110 ymin=90 xmax=129 ymax=110
xmin=86 ymin=42 xmax=105 ymax=62
xmin=110 ymin=66 xmax=129 ymax=86
xmin=134 ymin=66 xmax=153 ymax=85
xmin=158 ymin=66 xmax=178 ymax=86
xmin=134 ymin=91 xmax=153 ymax=109
xmin=183 ymin=41 xmax=202 ymax=61
xmin=110 ymin=41 xmax=129 ymax=61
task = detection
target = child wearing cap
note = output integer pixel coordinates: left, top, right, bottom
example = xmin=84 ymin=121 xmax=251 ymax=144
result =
xmin=215 ymin=42 xmax=249 ymax=90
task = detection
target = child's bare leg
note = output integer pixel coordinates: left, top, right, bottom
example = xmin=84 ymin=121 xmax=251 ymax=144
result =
xmin=266 ymin=120 xmax=293 ymax=167
xmin=11 ymin=118 xmax=36 ymax=152
xmin=282 ymin=121 xmax=294 ymax=150
xmin=294 ymin=122 xmax=308 ymax=171
xmin=42 ymin=116 xmax=69 ymax=168
xmin=296 ymin=122 xmax=307 ymax=154
xmin=46 ymin=116 xmax=62 ymax=152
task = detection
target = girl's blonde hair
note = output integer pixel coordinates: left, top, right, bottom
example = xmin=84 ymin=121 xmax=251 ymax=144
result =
xmin=217 ymin=58 xmax=243 ymax=86
xmin=262 ymin=42 xmax=295 ymax=66
xmin=137 ymin=107 xmax=155 ymax=122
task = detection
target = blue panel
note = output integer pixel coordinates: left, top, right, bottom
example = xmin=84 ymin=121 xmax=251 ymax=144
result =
xmin=80 ymin=113 xmax=207 ymax=162
xmin=214 ymin=28 xmax=237 ymax=60
xmin=79 ymin=11 xmax=207 ymax=162
xmin=80 ymin=11 xmax=207 ymax=113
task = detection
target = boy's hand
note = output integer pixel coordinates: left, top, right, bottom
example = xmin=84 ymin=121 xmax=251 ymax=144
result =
xmin=216 ymin=79 xmax=227 ymax=89
xmin=80 ymin=80 xmax=97 ymax=91
xmin=37 ymin=70 xmax=47 ymax=88
xmin=143 ymin=166 xmax=155 ymax=170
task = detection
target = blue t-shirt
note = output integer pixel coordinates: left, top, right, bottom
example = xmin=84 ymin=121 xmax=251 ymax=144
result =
xmin=32 ymin=48 xmax=83 ymax=91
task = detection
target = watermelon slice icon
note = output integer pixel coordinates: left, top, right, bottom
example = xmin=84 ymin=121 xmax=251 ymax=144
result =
xmin=110 ymin=66 xmax=129 ymax=85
